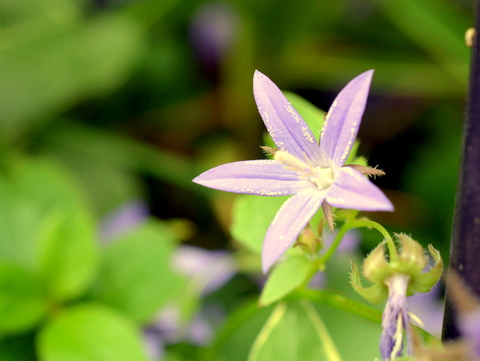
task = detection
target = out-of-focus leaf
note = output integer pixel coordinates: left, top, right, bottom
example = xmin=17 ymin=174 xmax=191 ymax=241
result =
xmin=41 ymin=122 xmax=198 ymax=193
xmin=9 ymin=157 xmax=89 ymax=215
xmin=0 ymin=333 xmax=36 ymax=361
xmin=0 ymin=261 xmax=47 ymax=335
xmin=37 ymin=208 xmax=98 ymax=301
xmin=281 ymin=50 xmax=467 ymax=97
xmin=206 ymin=299 xmax=275 ymax=361
xmin=260 ymin=255 xmax=315 ymax=306
xmin=248 ymin=301 xmax=342 ymax=361
xmin=231 ymin=195 xmax=289 ymax=254
xmin=89 ymin=220 xmax=183 ymax=323
xmin=0 ymin=157 xmax=89 ymax=269
xmin=0 ymin=12 xmax=145 ymax=141
xmin=37 ymin=303 xmax=149 ymax=361
xmin=377 ymin=0 xmax=469 ymax=84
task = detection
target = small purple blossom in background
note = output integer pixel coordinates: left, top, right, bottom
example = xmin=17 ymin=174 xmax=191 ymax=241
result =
xmin=99 ymin=202 xmax=236 ymax=361
xmin=193 ymin=70 xmax=393 ymax=272
xmin=407 ymin=282 xmax=444 ymax=338
xmin=189 ymin=1 xmax=238 ymax=67
xmin=172 ymin=245 xmax=236 ymax=295
xmin=99 ymin=199 xmax=149 ymax=242
xmin=144 ymin=245 xmax=236 ymax=360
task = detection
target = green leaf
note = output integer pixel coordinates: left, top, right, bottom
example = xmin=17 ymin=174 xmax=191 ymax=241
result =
xmin=231 ymin=195 xmax=289 ymax=254
xmin=260 ymin=256 xmax=315 ymax=306
xmin=37 ymin=303 xmax=149 ymax=361
xmin=248 ymin=301 xmax=342 ymax=361
xmin=0 ymin=261 xmax=47 ymax=335
xmin=313 ymin=303 xmax=381 ymax=361
xmin=37 ymin=208 xmax=99 ymax=301
xmin=284 ymin=91 xmax=325 ymax=137
xmin=90 ymin=220 xmax=183 ymax=323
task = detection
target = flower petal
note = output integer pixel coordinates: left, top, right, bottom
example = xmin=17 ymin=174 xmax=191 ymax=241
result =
xmin=326 ymin=167 xmax=394 ymax=211
xmin=254 ymin=70 xmax=321 ymax=164
xmin=319 ymin=70 xmax=373 ymax=169
xmin=193 ymin=159 xmax=309 ymax=196
xmin=262 ymin=190 xmax=325 ymax=273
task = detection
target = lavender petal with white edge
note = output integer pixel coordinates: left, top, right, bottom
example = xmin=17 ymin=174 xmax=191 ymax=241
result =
xmin=326 ymin=167 xmax=394 ymax=211
xmin=262 ymin=190 xmax=326 ymax=273
xmin=319 ymin=70 xmax=373 ymax=169
xmin=254 ymin=70 xmax=322 ymax=165
xmin=193 ymin=159 xmax=311 ymax=196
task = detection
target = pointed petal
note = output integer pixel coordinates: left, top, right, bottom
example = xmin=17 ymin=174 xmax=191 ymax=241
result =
xmin=254 ymin=70 xmax=321 ymax=164
xmin=262 ymin=190 xmax=325 ymax=273
xmin=320 ymin=70 xmax=373 ymax=169
xmin=193 ymin=159 xmax=310 ymax=196
xmin=326 ymin=167 xmax=394 ymax=211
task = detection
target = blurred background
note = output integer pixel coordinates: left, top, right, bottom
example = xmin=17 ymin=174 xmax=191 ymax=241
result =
xmin=0 ymin=0 xmax=474 ymax=359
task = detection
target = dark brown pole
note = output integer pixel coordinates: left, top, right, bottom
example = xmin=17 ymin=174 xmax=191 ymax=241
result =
xmin=443 ymin=5 xmax=480 ymax=340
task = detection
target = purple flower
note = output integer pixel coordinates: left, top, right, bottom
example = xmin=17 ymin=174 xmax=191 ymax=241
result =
xmin=381 ymin=274 xmax=413 ymax=360
xmin=193 ymin=70 xmax=393 ymax=273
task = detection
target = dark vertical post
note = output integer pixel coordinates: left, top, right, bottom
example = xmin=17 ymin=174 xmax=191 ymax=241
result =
xmin=443 ymin=3 xmax=480 ymax=340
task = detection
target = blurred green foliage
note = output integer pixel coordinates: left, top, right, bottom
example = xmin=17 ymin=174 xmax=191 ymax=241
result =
xmin=0 ymin=0 xmax=474 ymax=359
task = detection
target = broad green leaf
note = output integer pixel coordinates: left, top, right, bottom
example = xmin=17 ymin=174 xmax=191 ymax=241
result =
xmin=284 ymin=91 xmax=325 ymax=137
xmin=248 ymin=301 xmax=342 ymax=361
xmin=89 ymin=220 xmax=183 ymax=323
xmin=37 ymin=208 xmax=98 ymax=301
xmin=231 ymin=195 xmax=289 ymax=253
xmin=0 ymin=157 xmax=91 ymax=269
xmin=37 ymin=303 xmax=149 ymax=361
xmin=313 ymin=303 xmax=381 ymax=361
xmin=0 ymin=261 xmax=47 ymax=335
xmin=260 ymin=255 xmax=315 ymax=306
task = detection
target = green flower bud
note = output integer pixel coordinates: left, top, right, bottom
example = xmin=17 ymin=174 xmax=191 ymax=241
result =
xmin=350 ymin=234 xmax=443 ymax=304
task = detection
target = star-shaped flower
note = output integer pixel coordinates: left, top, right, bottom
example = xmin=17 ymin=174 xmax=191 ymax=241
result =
xmin=193 ymin=70 xmax=394 ymax=273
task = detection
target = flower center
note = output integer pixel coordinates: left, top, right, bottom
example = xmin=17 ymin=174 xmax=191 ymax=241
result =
xmin=273 ymin=150 xmax=334 ymax=190
xmin=310 ymin=167 xmax=334 ymax=190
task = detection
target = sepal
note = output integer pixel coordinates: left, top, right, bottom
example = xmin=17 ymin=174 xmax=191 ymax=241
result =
xmin=350 ymin=261 xmax=388 ymax=303
xmin=409 ymin=244 xmax=443 ymax=293
xmin=362 ymin=241 xmax=390 ymax=283
xmin=351 ymin=234 xmax=443 ymax=303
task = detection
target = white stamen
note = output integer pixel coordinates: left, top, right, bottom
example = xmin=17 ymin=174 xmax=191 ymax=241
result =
xmin=274 ymin=151 xmax=308 ymax=171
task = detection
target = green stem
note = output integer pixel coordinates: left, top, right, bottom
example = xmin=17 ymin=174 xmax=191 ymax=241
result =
xmin=319 ymin=211 xmax=397 ymax=263
xmin=292 ymin=288 xmax=382 ymax=324
xmin=319 ymin=219 xmax=353 ymax=264
xmin=350 ymin=219 xmax=398 ymax=262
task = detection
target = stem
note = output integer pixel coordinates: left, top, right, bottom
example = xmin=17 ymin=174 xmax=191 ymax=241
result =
xmin=319 ymin=213 xmax=397 ymax=264
xmin=350 ymin=219 xmax=398 ymax=262
xmin=443 ymin=2 xmax=480 ymax=340
xmin=292 ymin=288 xmax=382 ymax=324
